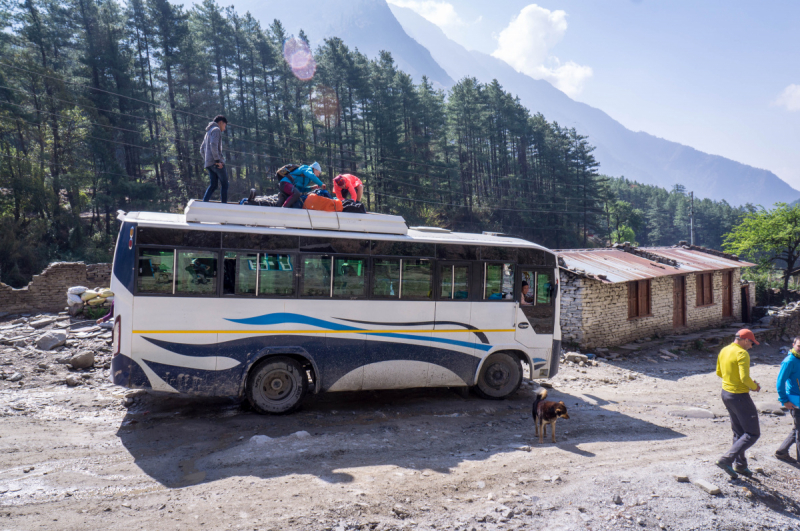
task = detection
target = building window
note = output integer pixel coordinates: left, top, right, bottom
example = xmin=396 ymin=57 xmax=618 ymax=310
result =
xmin=696 ymin=272 xmax=714 ymax=306
xmin=628 ymin=279 xmax=651 ymax=319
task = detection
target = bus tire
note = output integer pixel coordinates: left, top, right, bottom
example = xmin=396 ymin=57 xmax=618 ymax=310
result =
xmin=474 ymin=352 xmax=522 ymax=400
xmin=246 ymin=356 xmax=308 ymax=414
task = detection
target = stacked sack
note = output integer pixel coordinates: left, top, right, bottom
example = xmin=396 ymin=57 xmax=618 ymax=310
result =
xmin=66 ymin=286 xmax=114 ymax=313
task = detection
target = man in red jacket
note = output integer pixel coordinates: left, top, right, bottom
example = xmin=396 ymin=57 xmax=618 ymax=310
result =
xmin=333 ymin=174 xmax=363 ymax=202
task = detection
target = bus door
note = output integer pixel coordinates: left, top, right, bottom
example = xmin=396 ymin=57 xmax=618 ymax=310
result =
xmin=431 ymin=262 xmax=474 ymax=386
xmin=515 ymin=268 xmax=556 ymax=348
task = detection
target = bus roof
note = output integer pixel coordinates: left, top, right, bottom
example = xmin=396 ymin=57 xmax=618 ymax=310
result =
xmin=118 ymin=203 xmax=552 ymax=252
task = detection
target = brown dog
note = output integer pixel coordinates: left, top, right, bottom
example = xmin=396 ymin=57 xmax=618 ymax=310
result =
xmin=531 ymin=388 xmax=569 ymax=443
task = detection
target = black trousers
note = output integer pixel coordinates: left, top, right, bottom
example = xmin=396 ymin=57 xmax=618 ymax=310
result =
xmin=776 ymin=408 xmax=800 ymax=460
xmin=720 ymin=390 xmax=760 ymax=468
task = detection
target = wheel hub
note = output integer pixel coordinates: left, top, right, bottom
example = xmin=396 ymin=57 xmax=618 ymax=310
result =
xmin=262 ymin=369 xmax=293 ymax=399
xmin=486 ymin=363 xmax=510 ymax=389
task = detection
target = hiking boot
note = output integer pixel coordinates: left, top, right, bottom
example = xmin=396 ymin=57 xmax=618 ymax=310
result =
xmin=733 ymin=465 xmax=753 ymax=477
xmin=247 ymin=188 xmax=256 ymax=204
xmin=715 ymin=460 xmax=739 ymax=479
xmin=775 ymin=451 xmax=796 ymax=463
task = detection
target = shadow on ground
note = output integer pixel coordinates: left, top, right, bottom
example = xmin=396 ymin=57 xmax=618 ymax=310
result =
xmin=115 ymin=385 xmax=683 ymax=488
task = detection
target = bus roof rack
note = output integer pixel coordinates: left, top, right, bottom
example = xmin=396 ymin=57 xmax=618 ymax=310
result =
xmin=184 ymin=199 xmax=408 ymax=235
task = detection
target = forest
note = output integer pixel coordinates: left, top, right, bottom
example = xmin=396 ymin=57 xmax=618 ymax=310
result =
xmin=0 ymin=0 xmax=755 ymax=287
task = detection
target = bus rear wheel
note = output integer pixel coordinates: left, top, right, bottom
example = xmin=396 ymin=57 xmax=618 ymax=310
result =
xmin=246 ymin=356 xmax=308 ymax=414
xmin=474 ymin=352 xmax=522 ymax=400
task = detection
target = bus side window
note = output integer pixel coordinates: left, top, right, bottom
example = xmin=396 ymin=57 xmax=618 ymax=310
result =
xmin=333 ymin=257 xmax=367 ymax=299
xmin=484 ymin=263 xmax=515 ymax=300
xmin=260 ymin=254 xmax=296 ymax=297
xmin=301 ymin=255 xmax=332 ymax=297
xmin=223 ymin=252 xmax=257 ymax=296
xmin=138 ymin=249 xmax=174 ymax=294
xmin=401 ymin=259 xmax=432 ymax=300
xmin=372 ymin=258 xmax=400 ymax=299
xmin=439 ymin=264 xmax=470 ymax=300
xmin=175 ymin=250 xmax=218 ymax=296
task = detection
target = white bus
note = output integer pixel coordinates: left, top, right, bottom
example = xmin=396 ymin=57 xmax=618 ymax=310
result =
xmin=110 ymin=200 xmax=561 ymax=414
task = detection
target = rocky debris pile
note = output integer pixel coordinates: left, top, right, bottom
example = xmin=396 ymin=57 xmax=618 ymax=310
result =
xmin=67 ymin=285 xmax=113 ymax=317
xmin=0 ymin=312 xmax=113 ymax=390
xmin=755 ymin=301 xmax=800 ymax=342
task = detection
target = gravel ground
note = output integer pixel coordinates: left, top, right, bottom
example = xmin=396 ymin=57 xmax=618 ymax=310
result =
xmin=1 ymin=314 xmax=800 ymax=530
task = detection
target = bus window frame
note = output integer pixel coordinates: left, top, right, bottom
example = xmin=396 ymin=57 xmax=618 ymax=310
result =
xmin=482 ymin=261 xmax=516 ymax=302
xmin=435 ymin=261 xmax=472 ymax=301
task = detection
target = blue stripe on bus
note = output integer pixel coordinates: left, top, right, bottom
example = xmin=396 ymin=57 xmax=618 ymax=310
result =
xmin=224 ymin=312 xmax=492 ymax=351
xmin=140 ymin=334 xmax=492 ymax=394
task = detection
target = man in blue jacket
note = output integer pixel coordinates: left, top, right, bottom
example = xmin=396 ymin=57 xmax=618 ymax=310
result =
xmin=775 ymin=336 xmax=800 ymax=462
xmin=280 ymin=162 xmax=326 ymax=208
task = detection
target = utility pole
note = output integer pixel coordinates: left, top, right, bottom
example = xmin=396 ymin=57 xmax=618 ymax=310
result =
xmin=690 ymin=191 xmax=695 ymax=246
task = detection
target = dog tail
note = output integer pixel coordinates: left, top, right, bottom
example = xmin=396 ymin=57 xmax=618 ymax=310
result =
xmin=531 ymin=387 xmax=547 ymax=420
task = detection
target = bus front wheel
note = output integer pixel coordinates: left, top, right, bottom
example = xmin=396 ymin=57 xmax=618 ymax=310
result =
xmin=474 ymin=352 xmax=522 ymax=400
xmin=246 ymin=356 xmax=308 ymax=414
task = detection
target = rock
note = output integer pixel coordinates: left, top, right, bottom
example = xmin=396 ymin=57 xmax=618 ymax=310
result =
xmin=66 ymin=375 xmax=81 ymax=387
xmin=392 ymin=505 xmax=409 ymax=519
xmin=30 ymin=317 xmax=57 ymax=329
xmin=293 ymin=430 xmax=311 ymax=439
xmin=692 ymin=479 xmax=720 ymax=495
xmin=8 ymin=372 xmax=23 ymax=382
xmin=578 ymin=361 xmax=586 ymax=367
xmin=565 ymin=352 xmax=589 ymax=363
xmin=612 ymin=494 xmax=622 ymax=505
xmin=476 ymin=481 xmax=485 ymax=489
xmin=67 ymin=351 xmax=94 ymax=370
xmin=539 ymin=382 xmax=553 ymax=389
xmin=36 ymin=330 xmax=67 ymax=351
xmin=675 ymin=475 xmax=690 ymax=483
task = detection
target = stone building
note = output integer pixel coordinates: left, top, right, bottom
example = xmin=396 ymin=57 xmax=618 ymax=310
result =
xmin=558 ymin=245 xmax=755 ymax=348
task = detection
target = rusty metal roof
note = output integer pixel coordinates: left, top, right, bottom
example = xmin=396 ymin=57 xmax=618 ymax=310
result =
xmin=557 ymin=248 xmax=755 ymax=284
xmin=557 ymin=249 xmax=684 ymax=283
xmin=643 ymin=247 xmax=756 ymax=273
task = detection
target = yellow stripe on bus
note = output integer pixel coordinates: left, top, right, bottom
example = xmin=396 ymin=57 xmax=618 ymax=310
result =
xmin=132 ymin=329 xmax=516 ymax=335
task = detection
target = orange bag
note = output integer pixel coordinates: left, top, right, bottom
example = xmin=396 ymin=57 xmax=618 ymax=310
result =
xmin=303 ymin=193 xmax=342 ymax=212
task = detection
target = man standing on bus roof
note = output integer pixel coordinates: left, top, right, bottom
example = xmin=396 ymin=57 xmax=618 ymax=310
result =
xmin=775 ymin=336 xmax=800 ymax=463
xmin=715 ymin=328 xmax=761 ymax=479
xmin=333 ymin=174 xmax=363 ymax=202
xmin=280 ymin=162 xmax=326 ymax=208
xmin=201 ymin=115 xmax=228 ymax=204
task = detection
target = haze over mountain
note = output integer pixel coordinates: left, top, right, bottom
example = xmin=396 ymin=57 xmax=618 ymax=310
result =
xmin=234 ymin=0 xmax=798 ymax=207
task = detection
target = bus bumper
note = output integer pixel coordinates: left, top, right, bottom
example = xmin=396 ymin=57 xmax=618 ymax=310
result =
xmin=111 ymin=354 xmax=152 ymax=389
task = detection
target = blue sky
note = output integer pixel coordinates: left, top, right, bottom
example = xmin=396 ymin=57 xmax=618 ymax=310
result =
xmin=389 ymin=0 xmax=800 ymax=190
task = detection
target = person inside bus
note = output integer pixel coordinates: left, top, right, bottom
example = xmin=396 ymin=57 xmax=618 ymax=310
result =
xmin=280 ymin=162 xmax=326 ymax=208
xmin=520 ymin=281 xmax=533 ymax=306
xmin=333 ymin=174 xmax=363 ymax=202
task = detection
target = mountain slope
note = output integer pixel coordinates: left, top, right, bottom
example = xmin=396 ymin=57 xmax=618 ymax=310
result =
xmin=239 ymin=0 xmax=452 ymax=88
xmin=390 ymin=4 xmax=798 ymax=207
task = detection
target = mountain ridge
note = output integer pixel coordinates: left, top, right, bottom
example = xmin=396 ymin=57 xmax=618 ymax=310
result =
xmin=390 ymin=4 xmax=798 ymax=207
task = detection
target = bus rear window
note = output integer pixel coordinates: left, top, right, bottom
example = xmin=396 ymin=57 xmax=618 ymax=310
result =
xmin=137 ymin=249 xmax=174 ymax=294
xmin=175 ymin=251 xmax=218 ymax=296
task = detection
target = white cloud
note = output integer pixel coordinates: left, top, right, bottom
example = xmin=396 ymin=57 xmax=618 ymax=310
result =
xmin=774 ymin=84 xmax=800 ymax=111
xmin=387 ymin=0 xmax=464 ymax=29
xmin=491 ymin=4 xmax=592 ymax=97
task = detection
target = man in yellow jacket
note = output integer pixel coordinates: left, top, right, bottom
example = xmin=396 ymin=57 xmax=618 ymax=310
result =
xmin=715 ymin=329 xmax=761 ymax=479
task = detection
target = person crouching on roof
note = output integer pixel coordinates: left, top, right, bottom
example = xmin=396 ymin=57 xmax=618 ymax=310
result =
xmin=333 ymin=174 xmax=363 ymax=202
xmin=279 ymin=162 xmax=326 ymax=208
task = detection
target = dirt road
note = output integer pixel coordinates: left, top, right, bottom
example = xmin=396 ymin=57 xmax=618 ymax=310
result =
xmin=2 ymin=335 xmax=800 ymax=530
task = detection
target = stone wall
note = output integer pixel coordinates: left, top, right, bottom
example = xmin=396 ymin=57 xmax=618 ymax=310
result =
xmin=561 ymin=268 xmax=744 ymax=348
xmin=0 ymin=262 xmax=112 ymax=315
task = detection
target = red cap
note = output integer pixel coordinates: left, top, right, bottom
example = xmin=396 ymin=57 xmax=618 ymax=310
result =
xmin=736 ymin=329 xmax=759 ymax=345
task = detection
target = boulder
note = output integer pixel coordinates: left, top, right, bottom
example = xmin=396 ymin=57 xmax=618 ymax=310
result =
xmin=36 ymin=330 xmax=67 ymax=351
xmin=564 ymin=352 xmax=589 ymax=364
xmin=65 ymin=375 xmax=81 ymax=387
xmin=67 ymin=351 xmax=94 ymax=370
xmin=30 ymin=317 xmax=57 ymax=329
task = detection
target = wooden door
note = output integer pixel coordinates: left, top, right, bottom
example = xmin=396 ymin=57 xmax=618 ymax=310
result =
xmin=722 ymin=271 xmax=733 ymax=318
xmin=673 ymin=276 xmax=686 ymax=329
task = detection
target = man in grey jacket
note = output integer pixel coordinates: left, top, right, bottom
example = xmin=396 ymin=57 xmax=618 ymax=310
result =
xmin=200 ymin=115 xmax=228 ymax=203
